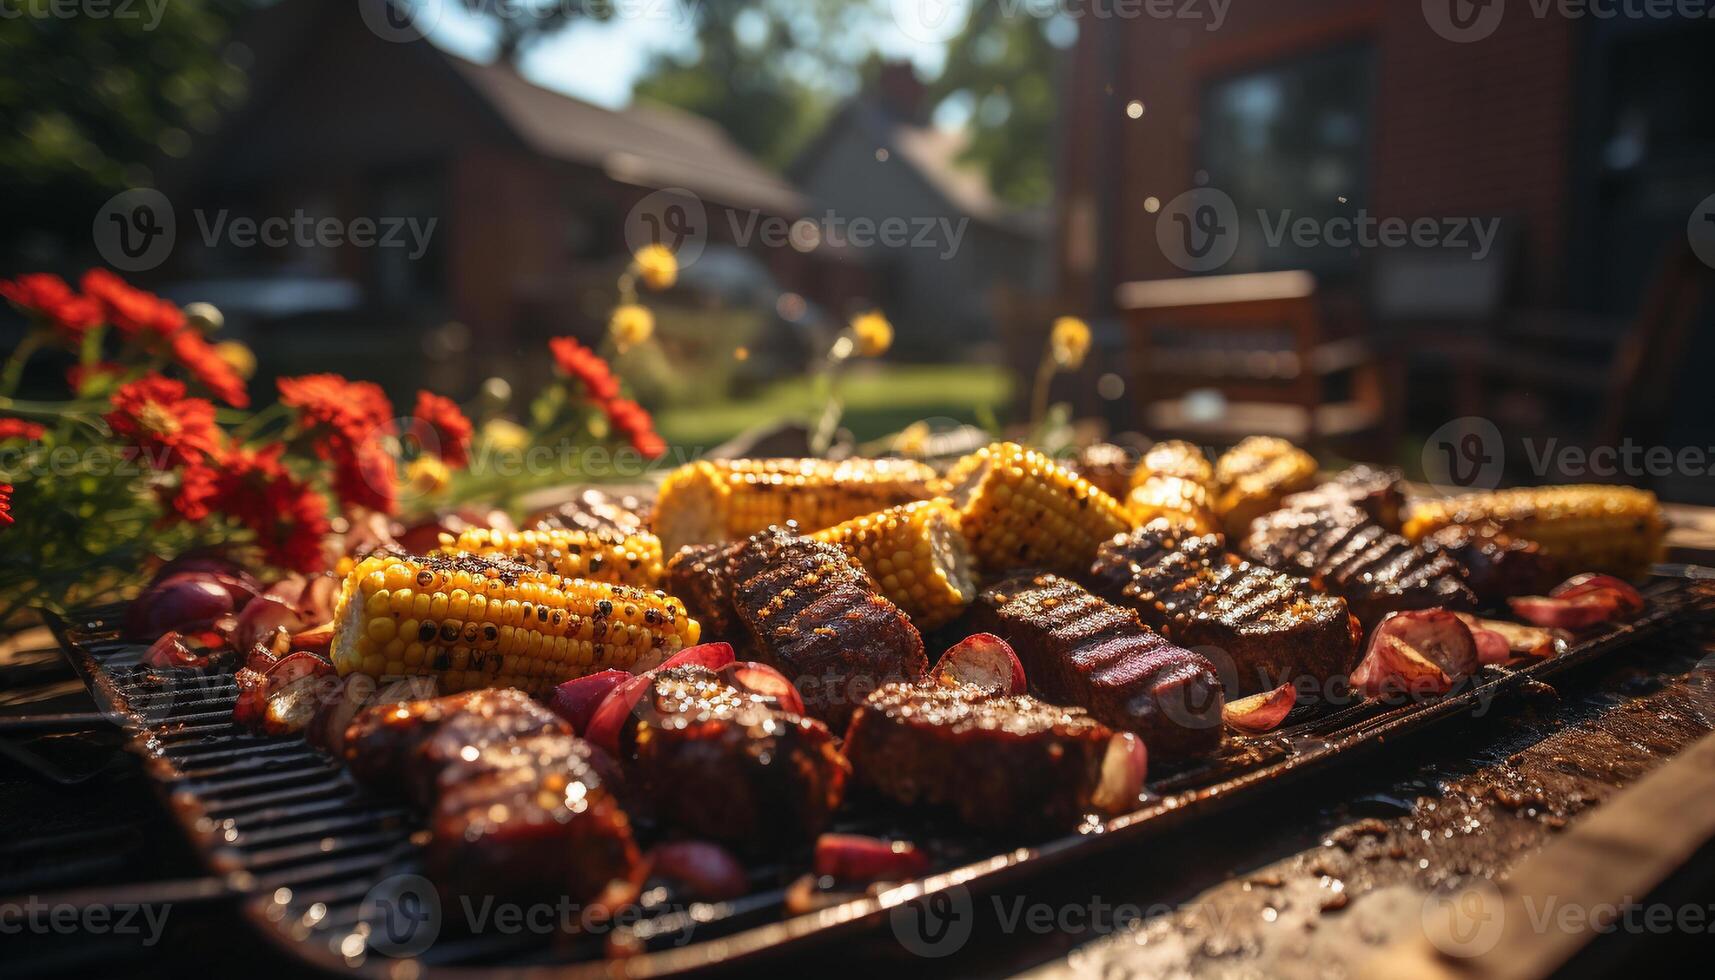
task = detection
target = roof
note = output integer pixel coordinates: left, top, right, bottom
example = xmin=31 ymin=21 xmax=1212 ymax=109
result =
xmin=444 ymin=56 xmax=805 ymax=217
xmin=792 ymin=101 xmax=1044 ymax=238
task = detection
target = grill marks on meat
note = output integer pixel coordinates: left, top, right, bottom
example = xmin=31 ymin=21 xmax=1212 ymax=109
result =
xmin=342 ymin=690 xmax=640 ymax=910
xmin=428 ymin=734 xmax=640 ymax=909
xmin=843 ymin=683 xmax=1118 ymax=833
xmin=1279 ymin=465 xmax=1405 ymax=530
xmin=727 ymin=527 xmax=926 ymax=723
xmin=1090 ymin=524 xmax=1362 ymax=695
xmin=622 ymin=666 xmax=849 ymax=850
xmin=1422 ymin=521 xmax=1558 ymax=605
xmin=1242 ymin=504 xmax=1476 ymax=627
xmin=344 ymin=688 xmax=571 ymax=805
xmin=971 ymin=574 xmax=1223 ymax=761
xmin=666 ymin=541 xmax=748 ymax=651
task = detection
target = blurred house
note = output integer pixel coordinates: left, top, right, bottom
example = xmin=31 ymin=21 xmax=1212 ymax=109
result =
xmin=157 ymin=0 xmax=866 ymax=395
xmin=1058 ymin=5 xmax=1715 ymax=490
xmin=790 ymin=63 xmax=1046 ymax=359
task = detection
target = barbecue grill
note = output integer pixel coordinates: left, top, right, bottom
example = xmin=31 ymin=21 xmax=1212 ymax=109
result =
xmin=6 ymin=572 xmax=1706 ymax=977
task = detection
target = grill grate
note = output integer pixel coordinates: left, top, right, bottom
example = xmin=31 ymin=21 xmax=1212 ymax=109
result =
xmin=44 ymin=575 xmax=1715 ymax=977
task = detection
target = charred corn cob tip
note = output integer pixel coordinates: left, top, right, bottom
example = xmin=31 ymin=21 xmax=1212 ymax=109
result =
xmin=1212 ymin=437 xmax=1319 ymax=538
xmin=947 ymin=442 xmax=1132 ymax=576
xmin=1131 ymin=439 xmax=1215 ymax=490
xmin=332 ymin=552 xmax=698 ymax=696
xmin=653 ymin=457 xmax=938 ymax=552
xmin=1126 ymin=475 xmax=1219 ymax=536
xmin=1402 ymin=485 xmax=1665 ymax=579
xmin=440 ymin=525 xmax=666 ymax=589
xmin=811 ymin=498 xmax=976 ymax=630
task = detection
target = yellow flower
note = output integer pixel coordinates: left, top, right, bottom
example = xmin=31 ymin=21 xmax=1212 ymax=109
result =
xmin=213 ymin=340 xmax=256 ymax=379
xmin=406 ymin=454 xmax=450 ymax=495
xmin=480 ymin=418 xmax=530 ymax=453
xmin=851 ymin=310 xmax=893 ymax=358
xmin=632 ymin=244 xmax=678 ymax=291
xmin=1050 ymin=316 xmax=1091 ymax=370
xmin=609 ymin=303 xmax=655 ymax=353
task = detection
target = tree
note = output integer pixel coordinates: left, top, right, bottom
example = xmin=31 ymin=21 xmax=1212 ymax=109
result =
xmin=929 ymin=3 xmax=1064 ymax=206
xmin=453 ymin=0 xmax=607 ymax=65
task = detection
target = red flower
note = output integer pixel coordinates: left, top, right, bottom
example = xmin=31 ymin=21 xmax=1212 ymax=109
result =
xmin=549 ymin=337 xmax=621 ymax=403
xmin=166 ymin=463 xmax=220 ymax=523
xmin=210 ymin=444 xmax=331 ymax=572
xmin=603 ymin=397 xmax=666 ymax=460
xmin=0 ymin=273 xmax=102 ymax=342
xmin=0 ymin=483 xmax=13 ymax=527
xmin=170 ymin=328 xmax=249 ymax=408
xmin=0 ymin=418 xmax=46 ymax=442
xmin=81 ymin=269 xmax=183 ymax=340
xmin=279 ymin=374 xmax=398 ymax=514
xmin=67 ymin=361 xmax=125 ymax=395
xmin=104 ymin=375 xmax=222 ymax=469
xmin=411 ymin=391 xmax=472 ymax=468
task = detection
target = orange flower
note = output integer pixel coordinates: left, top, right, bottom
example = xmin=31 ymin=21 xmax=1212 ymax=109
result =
xmin=170 ymin=328 xmax=250 ymax=408
xmin=603 ymin=397 xmax=666 ymax=460
xmin=0 ymin=273 xmax=102 ymax=342
xmin=211 ymin=444 xmax=331 ymax=572
xmin=411 ymin=391 xmax=472 ymax=469
xmin=80 ymin=269 xmax=182 ymax=340
xmin=104 ymin=375 xmax=222 ymax=469
xmin=0 ymin=483 xmax=13 ymax=527
xmin=278 ymin=374 xmax=398 ymax=514
xmin=0 ymin=418 xmax=46 ymax=442
xmin=549 ymin=336 xmax=621 ymax=403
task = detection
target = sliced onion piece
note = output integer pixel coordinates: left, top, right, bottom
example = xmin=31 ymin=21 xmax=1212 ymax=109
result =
xmin=1091 ymin=731 xmax=1149 ymax=812
xmin=1222 ymin=682 xmax=1297 ymax=733
xmin=646 ymin=841 xmax=749 ymax=902
xmin=932 ymin=633 xmax=1027 ymax=696
xmin=126 ymin=578 xmax=235 ymax=641
xmin=233 ymin=594 xmax=321 ymax=653
xmin=1349 ymin=609 xmax=1478 ymax=698
xmin=812 ymin=833 xmax=930 ymax=884
xmin=307 ymin=672 xmax=377 ymax=753
xmin=659 ymin=642 xmax=736 ymax=673
xmin=142 ymin=632 xmax=209 ymax=670
xmin=720 ymin=661 xmax=806 ymax=715
xmin=1551 ymin=573 xmax=1645 ymax=614
xmin=1508 ymin=592 xmax=1622 ymax=629
xmin=584 ymin=673 xmax=655 ymax=756
xmin=550 ymin=669 xmax=633 ymax=734
xmin=1454 ymin=613 xmax=1556 ymax=661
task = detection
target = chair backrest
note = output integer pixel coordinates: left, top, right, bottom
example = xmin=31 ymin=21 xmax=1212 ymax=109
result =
xmin=1598 ymin=240 xmax=1713 ymax=446
xmin=1115 ymin=270 xmax=1324 ymax=412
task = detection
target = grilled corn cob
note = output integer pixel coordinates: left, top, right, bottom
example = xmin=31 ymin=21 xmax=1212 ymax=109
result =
xmin=1212 ymin=436 xmax=1318 ymax=538
xmin=1131 ymin=439 xmax=1215 ymax=489
xmin=1073 ymin=442 xmax=1136 ymax=500
xmin=331 ymin=553 xmax=698 ymax=695
xmin=1402 ymin=485 xmax=1665 ymax=579
xmin=945 ymin=442 xmax=1132 ymax=576
xmin=1126 ymin=475 xmax=1218 ymax=535
xmin=811 ymin=499 xmax=977 ymax=630
xmin=440 ymin=525 xmax=665 ymax=589
xmin=652 ymin=458 xmax=938 ymax=553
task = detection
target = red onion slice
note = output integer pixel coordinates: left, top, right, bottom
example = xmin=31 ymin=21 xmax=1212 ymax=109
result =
xmin=1551 ymin=573 xmax=1644 ymax=613
xmin=812 ymin=833 xmax=930 ymax=884
xmin=932 ymin=633 xmax=1028 ymax=696
xmin=584 ymin=673 xmax=655 ymax=756
xmin=1350 ymin=609 xmax=1478 ymax=698
xmin=1222 ymin=682 xmax=1297 ymax=733
xmin=549 ymin=669 xmax=633 ymax=734
xmin=1091 ymin=731 xmax=1149 ymax=812
xmin=1454 ymin=613 xmax=1556 ymax=660
xmin=646 ymin=841 xmax=749 ymax=902
xmin=658 ymin=642 xmax=736 ymax=673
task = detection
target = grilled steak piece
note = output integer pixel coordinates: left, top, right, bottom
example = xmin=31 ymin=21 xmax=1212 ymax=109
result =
xmin=665 ymin=540 xmax=749 ymax=651
xmin=1089 ymin=522 xmax=1362 ymax=695
xmin=529 ymin=486 xmax=651 ymax=536
xmin=1280 ymin=465 xmax=1405 ymax=530
xmin=970 ymin=574 xmax=1224 ymax=761
xmin=343 ymin=688 xmax=569 ymax=805
xmin=428 ymin=733 xmax=641 ymax=910
xmin=844 ymin=682 xmax=1127 ymax=833
xmin=727 ymin=526 xmax=927 ymax=723
xmin=617 ymin=665 xmax=849 ymax=850
xmin=1241 ymin=504 xmax=1476 ymax=628
xmin=1422 ymin=521 xmax=1559 ymax=606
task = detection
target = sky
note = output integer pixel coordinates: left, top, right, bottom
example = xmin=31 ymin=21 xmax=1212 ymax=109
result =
xmin=419 ymin=0 xmax=959 ymax=110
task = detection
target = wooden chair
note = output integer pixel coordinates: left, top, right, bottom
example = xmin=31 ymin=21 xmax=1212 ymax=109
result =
xmin=1114 ymin=270 xmax=1393 ymax=455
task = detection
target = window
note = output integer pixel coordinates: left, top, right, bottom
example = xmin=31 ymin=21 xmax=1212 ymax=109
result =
xmin=1199 ymin=43 xmax=1374 ymax=277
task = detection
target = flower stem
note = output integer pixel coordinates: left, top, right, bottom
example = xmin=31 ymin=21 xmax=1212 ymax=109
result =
xmin=0 ymin=331 xmax=46 ymax=399
xmin=1029 ymin=342 xmax=1058 ymax=435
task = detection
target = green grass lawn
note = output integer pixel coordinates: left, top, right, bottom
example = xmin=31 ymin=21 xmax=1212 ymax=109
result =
xmin=655 ymin=363 xmax=1014 ymax=448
